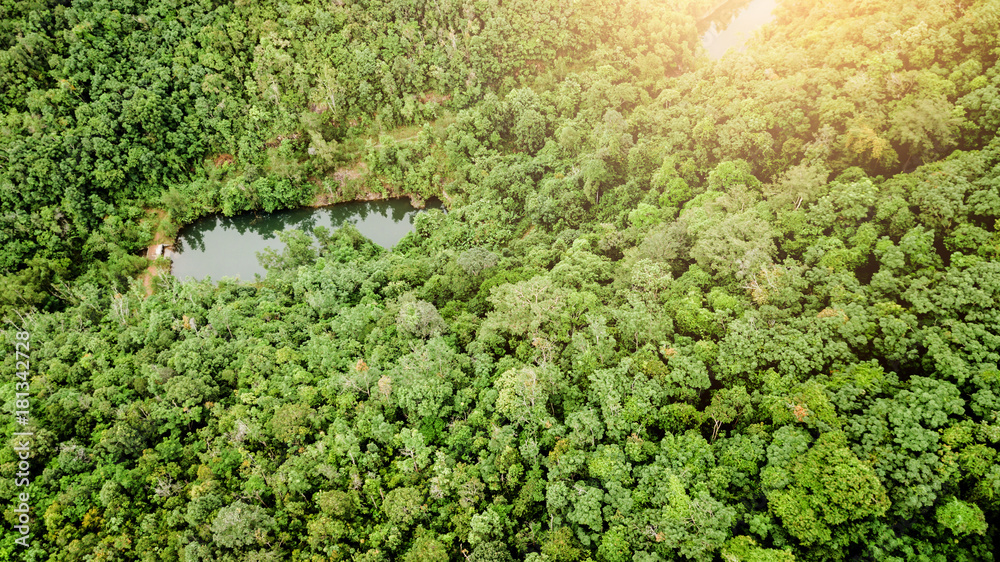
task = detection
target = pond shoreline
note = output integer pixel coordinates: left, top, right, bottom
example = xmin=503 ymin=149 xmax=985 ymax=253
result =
xmin=307 ymin=188 xmax=429 ymax=211
xmin=140 ymin=189 xmax=438 ymax=292
xmin=162 ymin=194 xmax=443 ymax=283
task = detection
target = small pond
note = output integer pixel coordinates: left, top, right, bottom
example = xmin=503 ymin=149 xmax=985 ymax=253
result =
xmin=699 ymin=0 xmax=778 ymax=60
xmin=170 ymin=198 xmax=443 ymax=281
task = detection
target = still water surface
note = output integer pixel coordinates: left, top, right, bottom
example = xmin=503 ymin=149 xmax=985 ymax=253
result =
xmin=171 ymin=198 xmax=443 ymax=281
xmin=700 ymin=0 xmax=778 ymax=59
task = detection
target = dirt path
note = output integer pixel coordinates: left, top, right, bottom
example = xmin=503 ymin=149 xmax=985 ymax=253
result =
xmin=139 ymin=209 xmax=173 ymax=296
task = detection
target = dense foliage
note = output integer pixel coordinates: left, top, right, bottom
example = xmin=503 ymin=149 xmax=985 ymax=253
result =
xmin=3 ymin=0 xmax=1000 ymax=560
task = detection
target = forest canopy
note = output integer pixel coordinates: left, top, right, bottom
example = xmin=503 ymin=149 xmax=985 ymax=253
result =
xmin=3 ymin=0 xmax=1000 ymax=560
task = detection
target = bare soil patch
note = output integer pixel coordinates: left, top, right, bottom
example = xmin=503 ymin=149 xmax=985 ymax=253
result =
xmin=138 ymin=209 xmax=174 ymax=296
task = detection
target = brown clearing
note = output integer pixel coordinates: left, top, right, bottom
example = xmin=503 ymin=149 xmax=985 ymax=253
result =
xmin=138 ymin=209 xmax=174 ymax=296
xmin=212 ymin=153 xmax=235 ymax=166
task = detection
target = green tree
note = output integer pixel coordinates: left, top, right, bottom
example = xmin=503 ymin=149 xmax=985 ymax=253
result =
xmin=212 ymin=501 xmax=276 ymax=549
xmin=763 ymin=428 xmax=889 ymax=546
